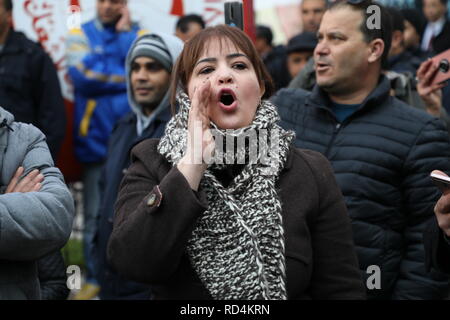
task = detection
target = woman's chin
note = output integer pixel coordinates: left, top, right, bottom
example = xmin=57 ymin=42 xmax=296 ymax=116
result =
xmin=213 ymin=120 xmax=247 ymax=130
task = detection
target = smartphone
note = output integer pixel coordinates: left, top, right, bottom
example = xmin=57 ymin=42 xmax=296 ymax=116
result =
xmin=430 ymin=49 xmax=450 ymax=86
xmin=430 ymin=172 xmax=450 ymax=191
xmin=224 ymin=1 xmax=244 ymax=30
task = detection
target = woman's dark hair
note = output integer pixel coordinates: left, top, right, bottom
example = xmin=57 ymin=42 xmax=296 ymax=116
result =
xmin=330 ymin=0 xmax=392 ymax=69
xmin=170 ymin=25 xmax=274 ymax=113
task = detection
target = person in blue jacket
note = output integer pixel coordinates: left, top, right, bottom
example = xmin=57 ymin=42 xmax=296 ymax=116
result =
xmin=94 ymin=32 xmax=183 ymax=299
xmin=65 ymin=0 xmax=143 ymax=299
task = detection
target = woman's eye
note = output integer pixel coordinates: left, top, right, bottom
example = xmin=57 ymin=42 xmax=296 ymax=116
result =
xmin=199 ymin=67 xmax=214 ymax=75
xmin=233 ymin=63 xmax=247 ymax=70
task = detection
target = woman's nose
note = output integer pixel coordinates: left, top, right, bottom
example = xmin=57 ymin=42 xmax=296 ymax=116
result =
xmin=217 ymin=72 xmax=234 ymax=84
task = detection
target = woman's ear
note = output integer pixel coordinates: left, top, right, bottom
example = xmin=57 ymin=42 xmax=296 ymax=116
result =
xmin=368 ymin=39 xmax=385 ymax=64
xmin=259 ymin=82 xmax=266 ymax=98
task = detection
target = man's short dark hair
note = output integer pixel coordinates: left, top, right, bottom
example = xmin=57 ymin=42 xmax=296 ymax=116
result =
xmin=176 ymin=14 xmax=205 ymax=33
xmin=3 ymin=0 xmax=12 ymax=11
xmin=330 ymin=0 xmax=392 ymax=69
xmin=256 ymin=25 xmax=273 ymax=46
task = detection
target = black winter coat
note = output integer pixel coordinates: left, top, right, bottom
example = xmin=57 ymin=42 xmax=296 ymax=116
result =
xmin=0 ymin=30 xmax=66 ymax=160
xmin=272 ymin=76 xmax=450 ymax=299
xmin=94 ymin=108 xmax=170 ymax=299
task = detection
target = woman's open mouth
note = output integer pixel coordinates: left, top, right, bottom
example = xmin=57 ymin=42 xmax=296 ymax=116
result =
xmin=218 ymin=88 xmax=238 ymax=112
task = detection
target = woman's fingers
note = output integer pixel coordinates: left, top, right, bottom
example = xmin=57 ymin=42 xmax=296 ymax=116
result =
xmin=5 ymin=166 xmax=24 ymax=193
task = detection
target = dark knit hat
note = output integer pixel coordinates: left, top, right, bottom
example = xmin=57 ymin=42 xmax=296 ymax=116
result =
xmin=286 ymin=32 xmax=318 ymax=54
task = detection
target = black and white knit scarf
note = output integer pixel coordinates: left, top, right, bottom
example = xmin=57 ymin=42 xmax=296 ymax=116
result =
xmin=157 ymin=92 xmax=295 ymax=300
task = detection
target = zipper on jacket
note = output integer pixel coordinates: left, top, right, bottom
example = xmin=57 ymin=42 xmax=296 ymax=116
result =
xmin=324 ymin=122 xmax=341 ymax=157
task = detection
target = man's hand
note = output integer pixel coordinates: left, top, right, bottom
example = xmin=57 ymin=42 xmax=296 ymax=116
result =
xmin=5 ymin=167 xmax=44 ymax=193
xmin=116 ymin=5 xmax=131 ymax=32
xmin=433 ymin=170 xmax=450 ymax=237
xmin=417 ymin=59 xmax=446 ymax=117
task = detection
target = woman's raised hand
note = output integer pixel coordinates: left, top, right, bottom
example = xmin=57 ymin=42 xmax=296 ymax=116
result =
xmin=178 ymin=80 xmax=215 ymax=190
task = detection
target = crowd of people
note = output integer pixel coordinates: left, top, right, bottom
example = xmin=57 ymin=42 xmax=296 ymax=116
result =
xmin=0 ymin=0 xmax=450 ymax=300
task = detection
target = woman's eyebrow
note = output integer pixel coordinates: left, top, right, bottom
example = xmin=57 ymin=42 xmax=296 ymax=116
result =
xmin=195 ymin=53 xmax=249 ymax=67
xmin=226 ymin=53 xmax=248 ymax=60
xmin=195 ymin=57 xmax=216 ymax=67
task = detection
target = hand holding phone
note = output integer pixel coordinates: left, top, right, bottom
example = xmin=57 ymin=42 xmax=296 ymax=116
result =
xmin=430 ymin=49 xmax=450 ymax=86
xmin=430 ymin=170 xmax=450 ymax=192
xmin=116 ymin=5 xmax=131 ymax=32
xmin=432 ymin=170 xmax=450 ymax=237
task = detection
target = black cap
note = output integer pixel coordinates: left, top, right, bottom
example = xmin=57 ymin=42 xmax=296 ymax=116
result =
xmin=286 ymin=32 xmax=318 ymax=54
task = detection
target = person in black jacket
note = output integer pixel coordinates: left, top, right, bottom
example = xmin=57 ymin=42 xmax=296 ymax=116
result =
xmin=272 ymin=0 xmax=450 ymax=299
xmin=93 ymin=32 xmax=183 ymax=299
xmin=387 ymin=7 xmax=422 ymax=75
xmin=401 ymin=8 xmax=429 ymax=61
xmin=421 ymin=0 xmax=450 ymax=54
xmin=0 ymin=0 xmax=66 ymax=160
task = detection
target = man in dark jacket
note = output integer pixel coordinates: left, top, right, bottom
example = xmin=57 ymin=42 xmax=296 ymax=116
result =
xmin=0 ymin=0 xmax=66 ymax=160
xmin=272 ymin=0 xmax=450 ymax=299
xmin=387 ymin=7 xmax=422 ymax=75
xmin=94 ymin=32 xmax=183 ymax=299
xmin=421 ymin=0 xmax=450 ymax=54
xmin=401 ymin=8 xmax=429 ymax=61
